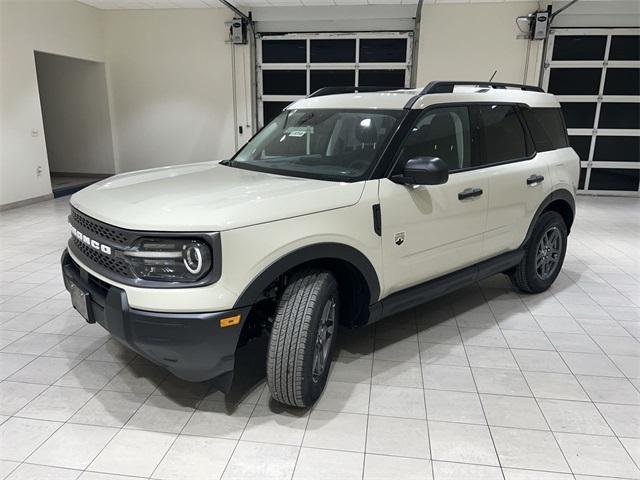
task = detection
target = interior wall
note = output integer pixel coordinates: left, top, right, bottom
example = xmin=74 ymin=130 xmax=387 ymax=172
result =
xmin=0 ymin=0 xmax=105 ymax=206
xmin=35 ymin=52 xmax=115 ymax=176
xmin=416 ymin=2 xmax=542 ymax=87
xmin=103 ymin=8 xmax=236 ymax=173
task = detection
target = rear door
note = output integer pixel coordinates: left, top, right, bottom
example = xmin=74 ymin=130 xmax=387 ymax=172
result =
xmin=476 ymin=104 xmax=552 ymax=257
xmin=378 ymin=106 xmax=489 ymax=297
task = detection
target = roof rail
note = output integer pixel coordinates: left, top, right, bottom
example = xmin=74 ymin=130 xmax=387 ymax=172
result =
xmin=308 ymin=86 xmax=397 ymax=98
xmin=420 ymin=81 xmax=544 ymax=95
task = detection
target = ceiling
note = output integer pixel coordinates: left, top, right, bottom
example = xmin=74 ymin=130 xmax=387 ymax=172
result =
xmin=77 ymin=0 xmax=630 ymax=9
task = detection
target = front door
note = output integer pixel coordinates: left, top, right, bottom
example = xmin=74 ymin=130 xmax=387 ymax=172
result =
xmin=378 ymin=106 xmax=489 ymax=298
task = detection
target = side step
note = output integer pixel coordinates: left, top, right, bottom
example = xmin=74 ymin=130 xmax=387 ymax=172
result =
xmin=369 ymin=249 xmax=524 ymax=323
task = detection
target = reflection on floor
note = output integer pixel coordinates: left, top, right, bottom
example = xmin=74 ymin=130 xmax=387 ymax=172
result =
xmin=0 ymin=195 xmax=639 ymax=479
xmin=50 ymin=174 xmax=105 ymax=198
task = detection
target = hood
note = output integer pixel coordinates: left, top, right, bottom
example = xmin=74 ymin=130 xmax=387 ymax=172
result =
xmin=70 ymin=162 xmax=366 ymax=231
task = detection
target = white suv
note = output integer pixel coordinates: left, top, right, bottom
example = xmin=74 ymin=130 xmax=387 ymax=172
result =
xmin=61 ymin=81 xmax=579 ymax=407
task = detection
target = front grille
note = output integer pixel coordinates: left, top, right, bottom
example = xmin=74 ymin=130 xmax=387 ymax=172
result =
xmin=71 ymin=209 xmax=132 ymax=245
xmin=71 ymin=236 xmax=133 ymax=278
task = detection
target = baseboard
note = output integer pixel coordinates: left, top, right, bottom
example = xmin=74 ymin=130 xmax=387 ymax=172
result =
xmin=0 ymin=193 xmax=55 ymax=212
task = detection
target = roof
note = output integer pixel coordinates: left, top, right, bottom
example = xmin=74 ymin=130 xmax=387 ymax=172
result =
xmin=287 ymin=85 xmax=560 ymax=111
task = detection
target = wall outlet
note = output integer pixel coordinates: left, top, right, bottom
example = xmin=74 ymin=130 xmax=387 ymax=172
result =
xmin=31 ymin=128 xmax=39 ymax=137
xmin=37 ymin=165 xmax=43 ymax=177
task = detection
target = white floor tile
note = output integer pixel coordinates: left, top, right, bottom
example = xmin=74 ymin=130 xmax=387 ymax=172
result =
xmin=491 ymin=426 xmax=570 ymax=473
xmin=28 ymin=423 xmax=117 ymax=470
xmin=364 ymin=454 xmax=431 ymax=480
xmin=365 ymin=415 xmax=429 ymax=458
xmin=152 ymin=435 xmax=236 ymax=480
xmin=429 ymin=420 xmax=499 ymax=466
xmin=222 ymin=441 xmax=298 ymax=480
xmin=293 ymin=447 xmax=363 ymax=480
xmin=556 ymin=432 xmax=640 ymax=478
xmin=88 ymin=429 xmax=176 ymax=477
xmin=0 ymin=417 xmax=61 ymax=461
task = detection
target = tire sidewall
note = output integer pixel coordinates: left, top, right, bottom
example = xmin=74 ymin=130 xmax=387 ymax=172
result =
xmin=301 ymin=275 xmax=339 ymax=406
xmin=524 ymin=211 xmax=568 ymax=292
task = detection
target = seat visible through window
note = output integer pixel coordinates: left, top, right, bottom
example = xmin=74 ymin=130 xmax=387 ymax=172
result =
xmin=396 ymin=107 xmax=471 ymax=171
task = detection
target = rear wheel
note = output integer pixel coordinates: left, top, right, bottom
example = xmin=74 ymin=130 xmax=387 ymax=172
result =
xmin=266 ymin=269 xmax=339 ymax=407
xmin=510 ymin=211 xmax=567 ymax=293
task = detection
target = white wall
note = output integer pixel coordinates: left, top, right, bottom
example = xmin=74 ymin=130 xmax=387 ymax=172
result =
xmin=103 ymin=8 xmax=236 ymax=173
xmin=0 ymin=0 xmax=106 ymax=206
xmin=416 ymin=2 xmax=542 ymax=87
xmin=34 ymin=52 xmax=115 ymax=175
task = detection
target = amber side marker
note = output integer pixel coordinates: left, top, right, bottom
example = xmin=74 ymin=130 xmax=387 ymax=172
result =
xmin=220 ymin=314 xmax=241 ymax=328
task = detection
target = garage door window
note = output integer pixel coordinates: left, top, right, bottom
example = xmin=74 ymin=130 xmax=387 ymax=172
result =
xmin=543 ymin=28 xmax=640 ymax=196
xmin=257 ymin=32 xmax=412 ymax=127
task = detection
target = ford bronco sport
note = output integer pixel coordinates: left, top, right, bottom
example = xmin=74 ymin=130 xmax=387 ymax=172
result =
xmin=62 ymin=81 xmax=579 ymax=407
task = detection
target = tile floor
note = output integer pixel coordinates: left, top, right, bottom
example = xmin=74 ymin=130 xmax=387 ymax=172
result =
xmin=0 ymin=195 xmax=639 ymax=480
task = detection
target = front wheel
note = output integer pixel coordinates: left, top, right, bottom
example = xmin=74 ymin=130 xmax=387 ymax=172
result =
xmin=510 ymin=211 xmax=568 ymax=294
xmin=266 ymin=269 xmax=339 ymax=408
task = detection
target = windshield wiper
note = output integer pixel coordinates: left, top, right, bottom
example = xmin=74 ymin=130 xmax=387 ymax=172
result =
xmin=219 ymin=159 xmax=233 ymax=166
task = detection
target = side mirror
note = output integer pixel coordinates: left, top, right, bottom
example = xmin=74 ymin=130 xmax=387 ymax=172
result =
xmin=392 ymin=156 xmax=449 ymax=186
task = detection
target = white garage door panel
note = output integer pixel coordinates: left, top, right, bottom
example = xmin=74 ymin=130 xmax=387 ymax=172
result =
xmin=542 ymin=28 xmax=640 ymax=197
xmin=257 ymin=32 xmax=413 ymax=127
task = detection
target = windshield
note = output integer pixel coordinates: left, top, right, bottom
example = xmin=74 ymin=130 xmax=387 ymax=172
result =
xmin=229 ymin=109 xmax=404 ymax=181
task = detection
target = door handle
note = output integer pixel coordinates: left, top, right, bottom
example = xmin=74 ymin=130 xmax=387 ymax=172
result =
xmin=527 ymin=174 xmax=545 ymax=186
xmin=458 ymin=187 xmax=483 ymax=200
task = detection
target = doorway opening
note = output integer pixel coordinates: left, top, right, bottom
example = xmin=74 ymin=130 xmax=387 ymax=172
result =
xmin=34 ymin=52 xmax=115 ymax=198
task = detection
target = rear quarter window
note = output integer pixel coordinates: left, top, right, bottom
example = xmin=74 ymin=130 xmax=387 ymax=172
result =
xmin=522 ymin=107 xmax=569 ymax=152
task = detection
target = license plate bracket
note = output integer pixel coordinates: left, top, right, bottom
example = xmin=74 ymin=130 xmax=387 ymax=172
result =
xmin=68 ymin=280 xmax=94 ymax=324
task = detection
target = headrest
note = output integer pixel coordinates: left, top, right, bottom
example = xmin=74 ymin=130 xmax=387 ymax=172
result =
xmin=355 ymin=118 xmax=378 ymax=144
xmin=427 ymin=113 xmax=456 ymax=140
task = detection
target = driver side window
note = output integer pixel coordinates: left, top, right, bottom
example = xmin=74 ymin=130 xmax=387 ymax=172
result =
xmin=396 ymin=106 xmax=471 ymax=172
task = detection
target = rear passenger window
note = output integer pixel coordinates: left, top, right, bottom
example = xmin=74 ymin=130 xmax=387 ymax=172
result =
xmin=522 ymin=107 xmax=569 ymax=152
xmin=396 ymin=106 xmax=471 ymax=171
xmin=475 ymin=105 xmax=530 ymax=165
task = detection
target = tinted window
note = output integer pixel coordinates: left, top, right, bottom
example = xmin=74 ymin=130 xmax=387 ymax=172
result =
xmin=477 ymin=105 xmax=529 ymax=164
xmin=552 ymin=35 xmax=606 ymax=61
xmin=589 ymin=168 xmax=640 ymax=191
xmin=310 ymin=39 xmax=356 ymax=63
xmin=310 ymin=70 xmax=355 ymax=93
xmin=359 ymin=39 xmax=407 ymax=63
xmin=609 ymin=36 xmax=640 ymax=61
xmin=604 ymin=68 xmax=640 ymax=96
xmin=262 ymin=70 xmax=306 ymax=95
xmin=359 ymin=70 xmax=405 ymax=88
xmin=548 ymin=68 xmax=601 ymax=95
xmin=569 ymin=136 xmax=591 ymax=162
xmin=593 ymin=137 xmax=640 ymax=163
xmin=263 ymin=101 xmax=291 ymax=125
xmin=560 ymin=103 xmax=597 ymax=129
xmin=396 ymin=107 xmax=471 ymax=171
xmin=262 ymin=40 xmax=306 ymax=63
xmin=599 ymin=103 xmax=640 ymax=129
xmin=522 ymin=108 xmax=568 ymax=152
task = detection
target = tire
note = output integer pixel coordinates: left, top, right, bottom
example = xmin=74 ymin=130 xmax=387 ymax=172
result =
xmin=266 ymin=268 xmax=339 ymax=408
xmin=510 ymin=211 xmax=568 ymax=294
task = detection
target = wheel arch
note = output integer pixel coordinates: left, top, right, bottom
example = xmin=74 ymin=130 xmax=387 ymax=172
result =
xmin=233 ymin=243 xmax=381 ymax=327
xmin=522 ymin=189 xmax=575 ymax=247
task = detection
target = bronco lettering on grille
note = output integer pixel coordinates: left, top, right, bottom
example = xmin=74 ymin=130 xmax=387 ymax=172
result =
xmin=70 ymin=224 xmax=112 ymax=255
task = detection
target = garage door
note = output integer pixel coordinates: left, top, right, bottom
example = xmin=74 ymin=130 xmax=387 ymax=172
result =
xmin=256 ymin=32 xmax=413 ymax=127
xmin=542 ymin=28 xmax=640 ymax=197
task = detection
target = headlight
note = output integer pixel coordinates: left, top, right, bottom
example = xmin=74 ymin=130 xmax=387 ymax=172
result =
xmin=123 ymin=238 xmax=212 ymax=282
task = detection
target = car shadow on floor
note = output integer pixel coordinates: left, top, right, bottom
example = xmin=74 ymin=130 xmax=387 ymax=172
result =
xmin=122 ymin=271 xmax=577 ymax=418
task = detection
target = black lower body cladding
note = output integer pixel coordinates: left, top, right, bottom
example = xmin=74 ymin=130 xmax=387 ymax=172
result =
xmin=61 ymin=249 xmax=249 ymax=389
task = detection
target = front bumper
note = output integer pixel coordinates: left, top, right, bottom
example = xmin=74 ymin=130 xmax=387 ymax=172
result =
xmin=61 ymin=249 xmax=249 ymax=387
